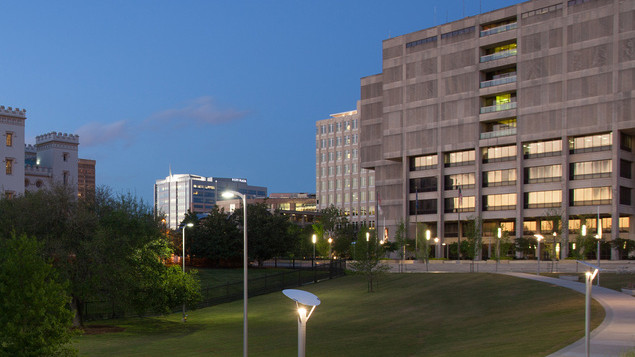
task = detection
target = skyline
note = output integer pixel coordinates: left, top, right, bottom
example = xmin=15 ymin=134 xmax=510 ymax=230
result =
xmin=1 ymin=0 xmax=523 ymax=204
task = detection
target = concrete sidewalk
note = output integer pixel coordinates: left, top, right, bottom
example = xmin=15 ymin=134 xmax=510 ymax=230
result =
xmin=503 ymin=272 xmax=635 ymax=357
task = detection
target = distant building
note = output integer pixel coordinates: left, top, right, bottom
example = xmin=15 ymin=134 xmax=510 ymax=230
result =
xmin=216 ymin=193 xmax=318 ymax=227
xmin=1 ymin=105 xmax=86 ymax=198
xmin=154 ymin=174 xmax=267 ymax=229
xmin=315 ymin=103 xmax=376 ymax=229
xmin=78 ymin=158 xmax=96 ymax=199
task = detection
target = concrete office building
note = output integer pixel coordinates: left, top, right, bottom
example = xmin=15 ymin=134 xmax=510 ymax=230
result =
xmin=316 ymin=103 xmax=377 ymax=228
xmin=359 ymin=0 xmax=635 ymax=258
xmin=78 ymin=158 xmax=96 ymax=199
xmin=154 ymin=174 xmax=267 ymax=229
xmin=216 ymin=193 xmax=318 ymax=227
xmin=1 ymin=105 xmax=83 ymax=198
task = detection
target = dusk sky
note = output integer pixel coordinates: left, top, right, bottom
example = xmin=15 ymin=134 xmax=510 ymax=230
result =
xmin=2 ymin=0 xmax=523 ymax=204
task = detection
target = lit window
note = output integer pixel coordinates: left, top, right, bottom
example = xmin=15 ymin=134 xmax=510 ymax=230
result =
xmin=5 ymin=132 xmax=12 ymax=147
xmin=5 ymin=159 xmax=13 ymax=175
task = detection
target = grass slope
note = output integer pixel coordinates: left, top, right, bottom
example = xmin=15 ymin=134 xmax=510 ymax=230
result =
xmin=76 ymin=273 xmax=604 ymax=356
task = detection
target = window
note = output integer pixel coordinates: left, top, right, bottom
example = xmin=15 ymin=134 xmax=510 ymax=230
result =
xmin=337 ymin=180 xmax=342 ymax=190
xmin=336 ymin=137 xmax=342 ymax=146
xmin=337 ymin=151 xmax=342 ymax=160
xmin=524 ymin=165 xmax=562 ymax=184
xmin=352 ymin=119 xmax=357 ymax=129
xmin=620 ymin=186 xmax=632 ymax=206
xmin=621 ymin=133 xmax=632 ymax=152
xmin=621 ymin=160 xmax=632 ymax=179
xmin=353 ymin=149 xmax=358 ymax=159
xmin=523 ymin=139 xmax=562 ymax=159
xmin=570 ymin=160 xmax=612 ymax=180
xmin=5 ymin=132 xmax=12 ymax=147
xmin=483 ymin=169 xmax=516 ymax=187
xmin=328 ymin=123 xmax=334 ymax=133
xmin=482 ymin=145 xmax=516 ymax=163
xmin=480 ymin=42 xmax=517 ymax=62
xmin=444 ymin=150 xmax=475 ymax=167
xmin=569 ymin=133 xmax=612 ymax=154
xmin=444 ymin=173 xmax=475 ymax=190
xmin=336 ymin=122 xmax=342 ymax=132
xmin=569 ymin=187 xmax=612 ymax=206
xmin=524 ymin=190 xmax=562 ymax=209
xmin=444 ymin=196 xmax=476 ymax=213
xmin=63 ymin=153 xmax=69 ymax=162
xmin=409 ymin=198 xmax=437 ymax=215
xmin=410 ymin=154 xmax=438 ymax=171
xmin=5 ymin=158 xmax=13 ymax=175
xmin=410 ymin=177 xmax=438 ymax=193
xmin=345 ymin=135 xmax=351 ymax=145
xmin=483 ymin=193 xmax=516 ymax=211
xmin=4 ymin=191 xmax=14 ymax=200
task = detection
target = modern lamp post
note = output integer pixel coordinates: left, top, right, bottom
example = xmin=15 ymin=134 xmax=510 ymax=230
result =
xmin=182 ymin=222 xmax=194 ymax=322
xmin=534 ymin=234 xmax=544 ymax=275
xmin=496 ymin=227 xmax=501 ymax=272
xmin=282 ymin=289 xmax=321 ymax=357
xmin=312 ymin=234 xmax=317 ymax=283
xmin=327 ymin=237 xmax=332 ymax=260
xmin=434 ymin=237 xmax=439 ymax=259
xmin=425 ymin=230 xmax=431 ymax=271
xmin=577 ymin=261 xmax=601 ymax=357
xmin=222 ymin=190 xmax=248 ymax=357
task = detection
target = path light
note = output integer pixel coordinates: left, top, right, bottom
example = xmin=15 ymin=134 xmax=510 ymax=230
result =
xmin=534 ymin=234 xmax=544 ymax=275
xmin=577 ymin=261 xmax=601 ymax=357
xmin=282 ymin=289 xmax=321 ymax=357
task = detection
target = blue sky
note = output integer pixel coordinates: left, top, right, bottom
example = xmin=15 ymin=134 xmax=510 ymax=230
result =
xmin=1 ymin=0 xmax=522 ymax=204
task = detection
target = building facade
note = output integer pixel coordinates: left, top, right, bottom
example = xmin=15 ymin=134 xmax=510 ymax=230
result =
xmin=359 ymin=0 xmax=635 ymax=258
xmin=154 ymin=174 xmax=267 ymax=229
xmin=216 ymin=193 xmax=318 ymax=227
xmin=1 ymin=105 xmax=83 ymax=198
xmin=78 ymin=158 xmax=96 ymax=199
xmin=316 ymin=103 xmax=376 ymax=229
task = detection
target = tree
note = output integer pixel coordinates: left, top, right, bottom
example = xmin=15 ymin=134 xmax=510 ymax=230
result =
xmin=0 ymin=233 xmax=76 ymax=356
xmin=415 ymin=222 xmax=431 ymax=271
xmin=394 ymin=220 xmax=408 ymax=260
xmin=348 ymin=229 xmax=389 ymax=292
xmin=232 ymin=202 xmax=297 ymax=266
xmin=542 ymin=208 xmax=564 ymax=260
xmin=465 ymin=216 xmax=483 ymax=261
xmin=611 ymin=238 xmax=635 ymax=260
xmin=189 ymin=206 xmax=242 ymax=267
xmin=0 ymin=186 xmax=201 ymax=326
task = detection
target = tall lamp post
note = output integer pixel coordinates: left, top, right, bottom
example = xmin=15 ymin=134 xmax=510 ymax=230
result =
xmin=327 ymin=237 xmax=333 ymax=260
xmin=425 ymin=230 xmax=431 ymax=272
xmin=434 ymin=237 xmax=439 ymax=259
xmin=596 ymin=219 xmax=602 ymax=287
xmin=496 ymin=227 xmax=502 ymax=272
xmin=534 ymin=234 xmax=544 ymax=275
xmin=282 ymin=289 xmax=321 ymax=357
xmin=222 ymin=190 xmax=248 ymax=357
xmin=181 ymin=222 xmax=194 ymax=322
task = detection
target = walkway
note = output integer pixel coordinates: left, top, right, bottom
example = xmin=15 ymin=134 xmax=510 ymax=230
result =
xmin=503 ymin=273 xmax=635 ymax=357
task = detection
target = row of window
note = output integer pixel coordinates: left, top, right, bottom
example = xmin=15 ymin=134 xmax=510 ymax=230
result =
xmin=318 ymin=163 xmax=365 ymax=177
xmin=408 ymin=186 xmax=621 ymax=214
xmin=318 ymin=149 xmax=359 ymax=163
xmin=318 ymin=134 xmax=359 ymax=149
xmin=411 ymin=133 xmax=622 ymax=171
xmin=320 ymin=192 xmax=377 ymax=207
xmin=317 ymin=120 xmax=358 ymax=135
xmin=319 ymin=176 xmax=375 ymax=190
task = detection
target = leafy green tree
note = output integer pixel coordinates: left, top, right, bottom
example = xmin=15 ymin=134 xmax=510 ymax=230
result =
xmin=189 ymin=206 xmax=242 ymax=266
xmin=465 ymin=216 xmax=483 ymax=261
xmin=348 ymin=229 xmax=389 ymax=292
xmin=0 ymin=186 xmax=200 ymax=326
xmin=232 ymin=202 xmax=297 ymax=266
xmin=394 ymin=220 xmax=408 ymax=260
xmin=612 ymin=238 xmax=635 ymax=260
xmin=0 ymin=233 xmax=76 ymax=356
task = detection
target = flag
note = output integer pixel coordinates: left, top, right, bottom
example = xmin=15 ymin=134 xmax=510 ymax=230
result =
xmin=384 ymin=227 xmax=389 ymax=241
xmin=415 ymin=189 xmax=419 ymax=214
xmin=458 ymin=186 xmax=463 ymax=206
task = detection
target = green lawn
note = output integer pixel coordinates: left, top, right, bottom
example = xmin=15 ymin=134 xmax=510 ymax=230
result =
xmin=76 ymin=273 xmax=604 ymax=357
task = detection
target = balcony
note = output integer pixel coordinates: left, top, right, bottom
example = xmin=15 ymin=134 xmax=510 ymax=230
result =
xmin=481 ymin=102 xmax=517 ymax=114
xmin=480 ymin=75 xmax=517 ymax=88
xmin=480 ymin=49 xmax=517 ymax=63
xmin=480 ymin=22 xmax=517 ymax=37
xmin=480 ymin=127 xmax=517 ymax=139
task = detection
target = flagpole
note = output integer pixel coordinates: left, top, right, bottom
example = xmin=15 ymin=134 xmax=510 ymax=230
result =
xmin=415 ymin=189 xmax=418 ymax=258
xmin=457 ymin=186 xmax=462 ymax=264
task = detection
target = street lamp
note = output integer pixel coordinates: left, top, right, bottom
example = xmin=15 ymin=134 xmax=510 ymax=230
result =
xmin=181 ymin=222 xmax=194 ymax=322
xmin=534 ymin=234 xmax=544 ymax=275
xmin=595 ymin=233 xmax=601 ymax=287
xmin=327 ymin=237 xmax=333 ymax=260
xmin=425 ymin=230 xmax=431 ymax=271
xmin=442 ymin=242 xmax=447 ymax=259
xmin=434 ymin=237 xmax=439 ymax=259
xmin=496 ymin=227 xmax=502 ymax=272
xmin=577 ymin=261 xmax=601 ymax=357
xmin=222 ymin=190 xmax=248 ymax=357
xmin=282 ymin=289 xmax=321 ymax=357
xmin=311 ymin=234 xmax=317 ymax=283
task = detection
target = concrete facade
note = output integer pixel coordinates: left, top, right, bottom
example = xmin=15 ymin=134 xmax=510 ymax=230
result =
xmin=154 ymin=174 xmax=267 ymax=229
xmin=359 ymin=0 xmax=635 ymax=258
xmin=315 ymin=102 xmax=377 ymax=229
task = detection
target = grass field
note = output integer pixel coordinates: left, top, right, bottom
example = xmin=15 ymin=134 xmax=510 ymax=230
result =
xmin=75 ymin=273 xmax=604 ymax=356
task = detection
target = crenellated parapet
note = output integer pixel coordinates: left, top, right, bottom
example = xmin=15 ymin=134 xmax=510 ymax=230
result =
xmin=25 ymin=144 xmax=36 ymax=153
xmin=0 ymin=105 xmax=27 ymax=118
xmin=25 ymin=164 xmax=53 ymax=176
xmin=36 ymin=132 xmax=80 ymax=145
